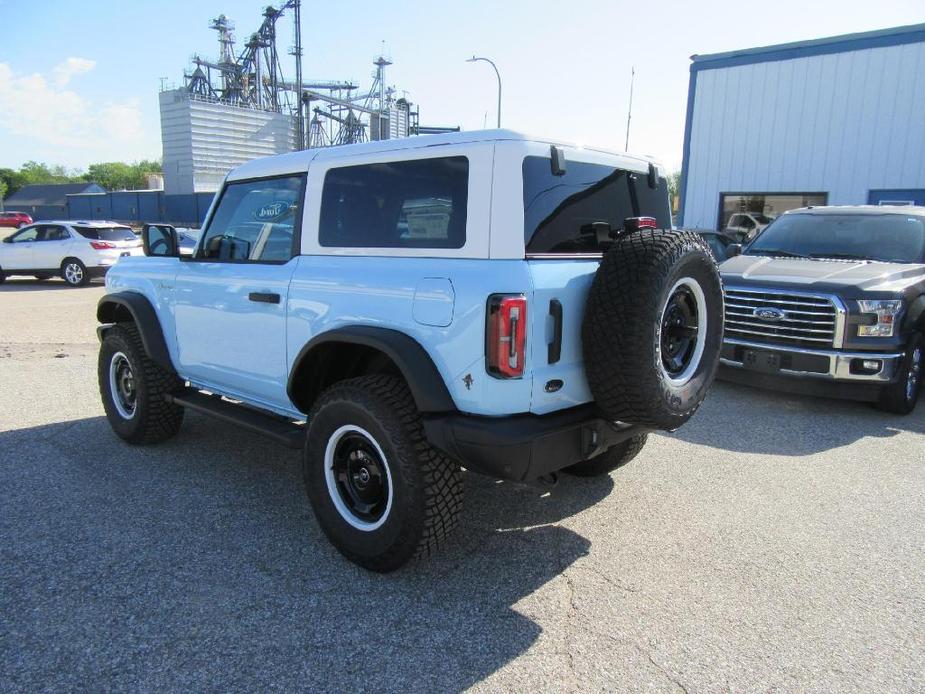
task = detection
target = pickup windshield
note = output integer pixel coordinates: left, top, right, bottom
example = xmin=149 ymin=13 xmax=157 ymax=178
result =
xmin=523 ymin=156 xmax=671 ymax=254
xmin=747 ymin=213 xmax=925 ymax=264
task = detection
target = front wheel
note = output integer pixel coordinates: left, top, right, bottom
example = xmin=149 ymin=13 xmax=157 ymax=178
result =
xmin=304 ymin=375 xmax=463 ymax=572
xmin=876 ymin=333 xmax=923 ymax=415
xmin=98 ymin=324 xmax=185 ymax=443
xmin=61 ymin=258 xmax=90 ymax=287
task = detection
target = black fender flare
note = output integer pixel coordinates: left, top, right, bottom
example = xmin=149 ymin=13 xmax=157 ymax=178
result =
xmin=97 ymin=292 xmax=176 ymax=375
xmin=288 ymin=326 xmax=456 ymax=413
xmin=905 ymin=294 xmax=925 ymax=335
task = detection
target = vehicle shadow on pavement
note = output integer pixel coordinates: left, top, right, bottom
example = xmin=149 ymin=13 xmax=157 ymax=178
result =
xmin=672 ymin=380 xmax=925 ymax=456
xmin=1 ymin=413 xmax=612 ymax=691
xmin=0 ymin=278 xmax=102 ymax=291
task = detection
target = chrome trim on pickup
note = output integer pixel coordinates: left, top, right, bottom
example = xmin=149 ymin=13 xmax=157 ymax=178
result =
xmin=721 ymin=337 xmax=902 ymax=383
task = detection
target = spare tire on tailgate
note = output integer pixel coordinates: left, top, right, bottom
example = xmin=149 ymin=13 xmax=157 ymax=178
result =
xmin=582 ymin=229 xmax=723 ymax=431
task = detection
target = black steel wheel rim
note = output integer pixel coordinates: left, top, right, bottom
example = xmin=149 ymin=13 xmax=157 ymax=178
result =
xmin=661 ymin=286 xmax=700 ymax=377
xmin=332 ymin=433 xmax=389 ymax=523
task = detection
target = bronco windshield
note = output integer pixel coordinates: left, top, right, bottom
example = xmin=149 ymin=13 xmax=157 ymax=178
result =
xmin=747 ymin=213 xmax=925 ymax=264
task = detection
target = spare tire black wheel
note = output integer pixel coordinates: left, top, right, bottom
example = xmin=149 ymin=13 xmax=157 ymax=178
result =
xmin=582 ymin=229 xmax=723 ymax=431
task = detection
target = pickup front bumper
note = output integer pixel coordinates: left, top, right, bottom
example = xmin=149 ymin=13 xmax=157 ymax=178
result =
xmin=423 ymin=405 xmax=649 ymax=482
xmin=719 ymin=337 xmax=903 ymax=401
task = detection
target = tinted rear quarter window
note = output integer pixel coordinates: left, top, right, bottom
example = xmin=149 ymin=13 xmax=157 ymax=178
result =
xmin=74 ymin=226 xmax=137 ymax=242
xmin=523 ymin=156 xmax=671 ymax=254
xmin=319 ymin=156 xmax=468 ymax=249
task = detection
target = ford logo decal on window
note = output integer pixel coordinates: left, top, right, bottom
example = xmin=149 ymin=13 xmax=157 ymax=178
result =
xmin=753 ymin=307 xmax=785 ymax=322
xmin=254 ymin=201 xmax=291 ymax=222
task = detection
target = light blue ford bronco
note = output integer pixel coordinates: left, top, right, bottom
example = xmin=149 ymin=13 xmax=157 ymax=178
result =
xmin=97 ymin=130 xmax=724 ymax=571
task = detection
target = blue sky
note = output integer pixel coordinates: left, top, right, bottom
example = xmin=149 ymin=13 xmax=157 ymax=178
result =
xmin=0 ymin=0 xmax=923 ymax=173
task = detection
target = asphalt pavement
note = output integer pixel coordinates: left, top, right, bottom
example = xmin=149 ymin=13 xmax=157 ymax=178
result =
xmin=1 ymin=277 xmax=923 ymax=692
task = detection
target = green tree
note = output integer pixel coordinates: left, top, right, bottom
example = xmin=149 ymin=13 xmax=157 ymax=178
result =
xmin=83 ymin=160 xmax=163 ymax=191
xmin=667 ymin=171 xmax=682 ymax=215
xmin=0 ymin=178 xmax=7 ymax=210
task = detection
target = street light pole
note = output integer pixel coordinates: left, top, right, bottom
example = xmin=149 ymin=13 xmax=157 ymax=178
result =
xmin=466 ymin=56 xmax=501 ymax=128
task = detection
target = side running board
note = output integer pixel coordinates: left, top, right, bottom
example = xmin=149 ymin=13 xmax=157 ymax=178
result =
xmin=166 ymin=390 xmax=304 ymax=449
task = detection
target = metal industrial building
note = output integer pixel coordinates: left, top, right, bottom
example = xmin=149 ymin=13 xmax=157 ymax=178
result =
xmin=679 ymin=23 xmax=925 ymax=230
xmin=160 ymin=90 xmax=297 ymax=195
xmin=159 ymin=3 xmax=432 ymax=196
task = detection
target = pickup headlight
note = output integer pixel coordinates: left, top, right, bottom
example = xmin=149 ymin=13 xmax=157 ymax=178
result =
xmin=857 ymin=299 xmax=903 ymax=337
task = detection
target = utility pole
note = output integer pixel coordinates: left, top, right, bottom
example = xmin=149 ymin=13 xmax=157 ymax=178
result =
xmin=292 ymin=0 xmax=304 ymax=149
xmin=625 ymin=66 xmax=635 ymax=152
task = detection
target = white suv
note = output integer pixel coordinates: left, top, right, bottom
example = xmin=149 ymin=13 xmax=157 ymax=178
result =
xmin=0 ymin=221 xmax=143 ymax=286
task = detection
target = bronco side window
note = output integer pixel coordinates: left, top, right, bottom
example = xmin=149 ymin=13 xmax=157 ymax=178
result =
xmin=198 ymin=174 xmax=305 ymax=262
xmin=319 ymin=156 xmax=469 ymax=249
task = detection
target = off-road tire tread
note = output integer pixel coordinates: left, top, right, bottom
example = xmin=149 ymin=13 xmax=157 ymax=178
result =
xmin=582 ymin=229 xmax=722 ymax=430
xmin=99 ymin=323 xmax=184 ymax=444
xmin=564 ymin=433 xmax=649 ymax=477
xmin=306 ymin=375 xmax=463 ymax=571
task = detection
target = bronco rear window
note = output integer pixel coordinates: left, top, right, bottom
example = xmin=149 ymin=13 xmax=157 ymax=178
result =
xmin=523 ymin=156 xmax=671 ymax=254
xmin=74 ymin=226 xmax=137 ymax=242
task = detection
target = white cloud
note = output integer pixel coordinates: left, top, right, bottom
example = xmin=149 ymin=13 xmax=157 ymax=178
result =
xmin=0 ymin=61 xmax=147 ymax=159
xmin=52 ymin=57 xmax=96 ymax=87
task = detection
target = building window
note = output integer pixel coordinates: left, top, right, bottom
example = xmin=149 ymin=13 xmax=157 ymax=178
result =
xmin=719 ymin=193 xmax=827 ymax=234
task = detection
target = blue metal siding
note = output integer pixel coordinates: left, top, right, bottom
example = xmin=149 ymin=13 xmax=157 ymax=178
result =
xmin=680 ymin=36 xmax=925 ymax=228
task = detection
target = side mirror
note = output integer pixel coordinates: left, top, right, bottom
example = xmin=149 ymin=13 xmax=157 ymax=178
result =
xmin=727 ymin=243 xmax=743 ymax=257
xmin=2 ymin=236 xmax=12 ymax=243
xmin=142 ymin=224 xmax=179 ymax=257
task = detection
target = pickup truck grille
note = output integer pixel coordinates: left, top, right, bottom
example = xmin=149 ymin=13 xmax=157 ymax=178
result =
xmin=724 ymin=288 xmax=839 ymax=349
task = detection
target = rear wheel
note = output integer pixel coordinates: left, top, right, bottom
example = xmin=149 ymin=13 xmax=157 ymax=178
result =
xmin=876 ymin=333 xmax=923 ymax=415
xmin=304 ymin=375 xmax=463 ymax=572
xmin=61 ymin=258 xmax=90 ymax=287
xmin=563 ymin=434 xmax=648 ymax=477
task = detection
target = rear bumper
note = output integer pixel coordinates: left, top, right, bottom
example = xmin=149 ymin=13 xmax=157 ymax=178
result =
xmin=718 ymin=337 xmax=904 ymax=402
xmin=423 ymin=405 xmax=649 ymax=482
xmin=88 ymin=266 xmax=112 ymax=278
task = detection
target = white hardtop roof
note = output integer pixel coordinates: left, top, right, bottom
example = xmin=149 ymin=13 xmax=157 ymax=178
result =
xmin=784 ymin=205 xmax=925 ymax=217
xmin=227 ymin=129 xmax=663 ymax=182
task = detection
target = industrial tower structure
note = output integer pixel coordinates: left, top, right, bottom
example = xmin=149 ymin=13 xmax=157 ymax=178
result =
xmin=160 ymin=0 xmax=449 ymax=195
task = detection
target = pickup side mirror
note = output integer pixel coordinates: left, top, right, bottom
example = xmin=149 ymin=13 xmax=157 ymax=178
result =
xmin=142 ymin=224 xmax=179 ymax=257
xmin=727 ymin=243 xmax=743 ymax=257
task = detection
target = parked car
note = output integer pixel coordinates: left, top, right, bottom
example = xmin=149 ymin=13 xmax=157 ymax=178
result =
xmin=0 ymin=211 xmax=33 ymax=229
xmin=695 ymin=230 xmax=739 ymax=261
xmin=718 ymin=205 xmax=925 ymax=414
xmin=176 ymin=228 xmax=201 ymax=257
xmin=725 ymin=212 xmax=773 ymax=241
xmin=96 ymin=130 xmax=724 ymax=571
xmin=0 ymin=221 xmax=143 ymax=286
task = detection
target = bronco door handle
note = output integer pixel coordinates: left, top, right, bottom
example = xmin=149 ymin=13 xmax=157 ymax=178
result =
xmin=248 ymin=292 xmax=281 ymax=304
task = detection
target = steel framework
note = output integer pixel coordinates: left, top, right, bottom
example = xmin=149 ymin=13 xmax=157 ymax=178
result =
xmin=181 ymin=1 xmax=446 ymax=149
